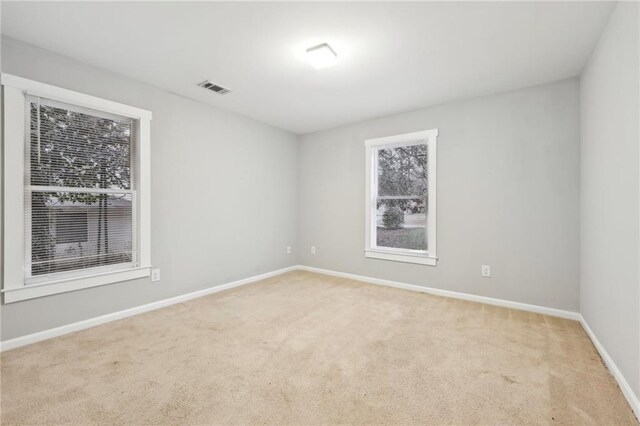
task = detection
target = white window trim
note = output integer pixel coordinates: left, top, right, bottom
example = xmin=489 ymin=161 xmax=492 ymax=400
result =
xmin=2 ymin=73 xmax=152 ymax=303
xmin=364 ymin=129 xmax=438 ymax=266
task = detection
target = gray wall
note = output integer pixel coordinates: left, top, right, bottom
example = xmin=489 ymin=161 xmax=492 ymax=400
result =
xmin=0 ymin=37 xmax=298 ymax=340
xmin=297 ymin=78 xmax=581 ymax=311
xmin=580 ymin=2 xmax=640 ymax=398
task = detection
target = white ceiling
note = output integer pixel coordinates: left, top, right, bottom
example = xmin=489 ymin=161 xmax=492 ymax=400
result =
xmin=2 ymin=2 xmax=614 ymax=134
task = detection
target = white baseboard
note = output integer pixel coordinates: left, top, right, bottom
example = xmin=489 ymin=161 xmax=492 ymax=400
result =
xmin=0 ymin=265 xmax=297 ymax=352
xmin=297 ymin=265 xmax=581 ymax=320
xmin=579 ymin=315 xmax=640 ymax=420
xmin=0 ymin=264 xmax=579 ymax=351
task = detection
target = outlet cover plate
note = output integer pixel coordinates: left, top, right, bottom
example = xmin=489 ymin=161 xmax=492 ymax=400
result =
xmin=481 ymin=265 xmax=491 ymax=277
xmin=151 ymin=269 xmax=161 ymax=282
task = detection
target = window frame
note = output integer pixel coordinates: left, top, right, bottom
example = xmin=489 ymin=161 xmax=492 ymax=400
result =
xmin=2 ymin=74 xmax=152 ymax=303
xmin=364 ymin=129 xmax=438 ymax=266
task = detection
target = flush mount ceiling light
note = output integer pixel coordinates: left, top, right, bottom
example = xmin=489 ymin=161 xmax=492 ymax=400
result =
xmin=306 ymin=43 xmax=338 ymax=69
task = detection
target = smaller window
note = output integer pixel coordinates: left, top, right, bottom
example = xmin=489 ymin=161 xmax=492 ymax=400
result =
xmin=365 ymin=129 xmax=438 ymax=266
xmin=55 ymin=212 xmax=88 ymax=244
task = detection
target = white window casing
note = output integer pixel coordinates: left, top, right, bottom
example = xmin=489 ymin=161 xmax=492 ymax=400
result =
xmin=364 ymin=129 xmax=438 ymax=266
xmin=2 ymin=74 xmax=152 ymax=303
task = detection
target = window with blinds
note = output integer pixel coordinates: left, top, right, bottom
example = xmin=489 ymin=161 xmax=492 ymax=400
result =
xmin=26 ymin=96 xmax=138 ymax=281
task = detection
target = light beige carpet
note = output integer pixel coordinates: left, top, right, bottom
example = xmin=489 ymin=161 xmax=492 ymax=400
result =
xmin=1 ymin=271 xmax=637 ymax=425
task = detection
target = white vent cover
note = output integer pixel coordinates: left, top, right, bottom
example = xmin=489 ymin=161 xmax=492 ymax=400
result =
xmin=197 ymin=80 xmax=231 ymax=95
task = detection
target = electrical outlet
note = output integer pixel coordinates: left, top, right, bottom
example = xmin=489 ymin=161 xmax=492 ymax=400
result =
xmin=286 ymin=246 xmax=292 ymax=255
xmin=481 ymin=265 xmax=491 ymax=278
xmin=311 ymin=246 xmax=316 ymax=255
xmin=151 ymin=269 xmax=161 ymax=282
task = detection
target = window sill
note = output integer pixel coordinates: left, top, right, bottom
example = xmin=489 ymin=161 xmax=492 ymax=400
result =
xmin=365 ymin=249 xmax=437 ymax=266
xmin=2 ymin=266 xmax=151 ymax=303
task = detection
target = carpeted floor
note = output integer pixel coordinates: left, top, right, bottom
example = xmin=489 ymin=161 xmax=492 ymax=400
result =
xmin=1 ymin=271 xmax=637 ymax=425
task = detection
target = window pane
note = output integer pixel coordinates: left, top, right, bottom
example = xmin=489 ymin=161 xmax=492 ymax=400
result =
xmin=29 ymin=100 xmax=133 ymax=190
xmin=30 ymin=191 xmax=134 ymax=277
xmin=55 ymin=212 xmax=88 ymax=244
xmin=377 ymin=143 xmax=427 ymax=196
xmin=376 ymin=198 xmax=427 ymax=251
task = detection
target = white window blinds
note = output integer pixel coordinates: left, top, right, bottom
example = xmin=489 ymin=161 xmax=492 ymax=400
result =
xmin=26 ymin=96 xmax=138 ymax=281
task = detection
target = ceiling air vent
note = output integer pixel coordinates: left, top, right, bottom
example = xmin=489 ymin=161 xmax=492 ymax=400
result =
xmin=197 ymin=80 xmax=231 ymax=95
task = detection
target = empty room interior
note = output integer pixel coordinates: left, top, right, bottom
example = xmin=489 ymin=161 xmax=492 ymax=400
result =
xmin=0 ymin=1 xmax=639 ymax=424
